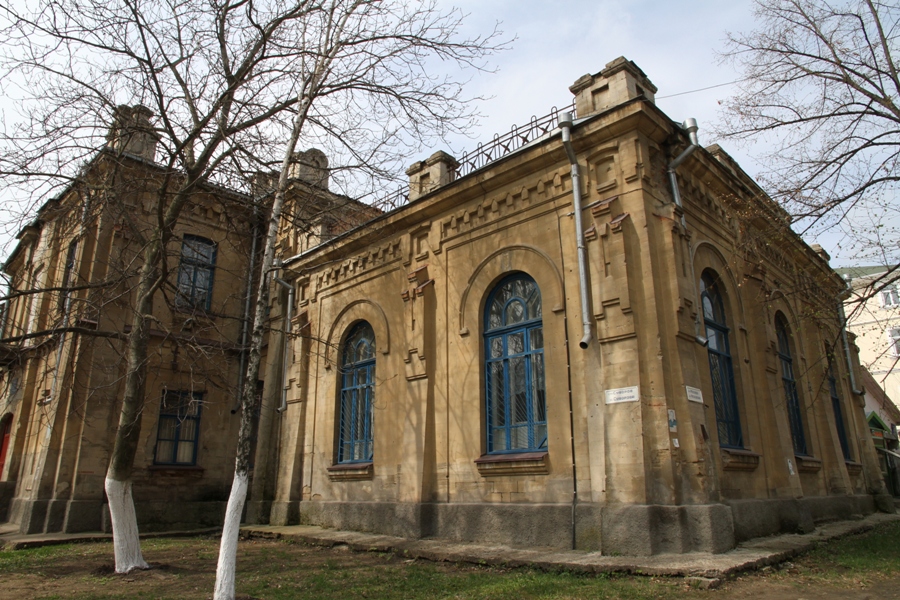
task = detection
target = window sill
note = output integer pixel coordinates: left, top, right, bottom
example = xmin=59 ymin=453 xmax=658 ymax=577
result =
xmin=475 ymin=451 xmax=548 ymax=477
xmin=327 ymin=462 xmax=373 ymax=481
xmin=720 ymin=448 xmax=760 ymax=472
xmin=147 ymin=464 xmax=204 ymax=477
xmin=845 ymin=460 xmax=863 ymax=476
xmin=795 ymin=454 xmax=822 ymax=473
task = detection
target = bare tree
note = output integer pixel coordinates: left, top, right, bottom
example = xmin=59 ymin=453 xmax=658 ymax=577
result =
xmin=717 ymin=0 xmax=900 ymax=275
xmin=210 ymin=2 xmax=503 ymax=597
xmin=0 ymin=0 xmax=500 ymax=581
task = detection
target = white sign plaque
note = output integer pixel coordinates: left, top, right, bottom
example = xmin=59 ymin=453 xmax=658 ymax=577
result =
xmin=605 ymin=386 xmax=639 ymax=404
xmin=686 ymin=386 xmax=704 ymax=404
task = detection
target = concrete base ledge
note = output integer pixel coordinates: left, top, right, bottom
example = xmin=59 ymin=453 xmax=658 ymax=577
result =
xmin=5 ymin=497 xmax=228 ymax=535
xmin=241 ymin=512 xmax=900 ymax=580
xmin=279 ymin=500 xmax=733 ymax=554
xmin=726 ymin=494 xmax=881 ymax=543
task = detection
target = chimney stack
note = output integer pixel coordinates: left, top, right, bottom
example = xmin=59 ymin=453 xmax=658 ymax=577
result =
xmin=569 ymin=57 xmax=657 ymax=119
xmin=106 ymin=105 xmax=159 ymax=162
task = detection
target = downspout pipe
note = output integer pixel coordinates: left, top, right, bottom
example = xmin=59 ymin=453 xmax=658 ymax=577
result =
xmin=667 ymin=118 xmax=700 ymax=228
xmin=558 ymin=112 xmax=592 ymax=349
xmin=838 ymin=279 xmax=865 ymax=395
xmin=273 ymin=274 xmax=294 ymax=413
xmin=667 ymin=118 xmax=708 ymax=346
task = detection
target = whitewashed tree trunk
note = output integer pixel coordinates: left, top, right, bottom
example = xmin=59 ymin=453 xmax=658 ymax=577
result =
xmin=213 ymin=472 xmax=249 ymax=600
xmin=105 ymin=477 xmax=150 ymax=573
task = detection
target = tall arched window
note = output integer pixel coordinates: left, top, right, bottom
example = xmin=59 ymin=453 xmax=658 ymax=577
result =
xmin=776 ymin=314 xmax=807 ymax=455
xmin=484 ymin=273 xmax=546 ymax=453
xmin=338 ymin=321 xmax=375 ymax=463
xmin=700 ymin=271 xmax=742 ymax=448
xmin=826 ymin=350 xmax=852 ymax=461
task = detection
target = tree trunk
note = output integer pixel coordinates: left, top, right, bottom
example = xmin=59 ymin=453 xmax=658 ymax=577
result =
xmin=105 ymin=239 xmax=161 ymax=573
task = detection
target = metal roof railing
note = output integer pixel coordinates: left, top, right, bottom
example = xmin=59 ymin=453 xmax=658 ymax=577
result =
xmin=370 ymin=101 xmax=576 ymax=212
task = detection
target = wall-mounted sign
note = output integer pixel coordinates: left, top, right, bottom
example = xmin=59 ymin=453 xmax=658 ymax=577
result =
xmin=686 ymin=386 xmax=704 ymax=404
xmin=605 ymin=386 xmax=639 ymax=404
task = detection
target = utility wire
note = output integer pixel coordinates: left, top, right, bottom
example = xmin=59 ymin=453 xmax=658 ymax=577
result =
xmin=656 ymin=79 xmax=744 ymax=99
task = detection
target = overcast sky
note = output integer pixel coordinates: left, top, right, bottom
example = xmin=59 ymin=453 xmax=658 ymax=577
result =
xmin=2 ymin=0 xmax=863 ymax=266
xmin=436 ymin=0 xmax=757 ymax=170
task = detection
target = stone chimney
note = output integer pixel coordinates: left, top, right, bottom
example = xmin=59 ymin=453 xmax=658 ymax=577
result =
xmin=406 ymin=151 xmax=459 ymax=202
xmin=569 ymin=57 xmax=657 ymax=119
xmin=288 ymin=148 xmax=329 ymax=190
xmin=106 ymin=105 xmax=159 ymax=162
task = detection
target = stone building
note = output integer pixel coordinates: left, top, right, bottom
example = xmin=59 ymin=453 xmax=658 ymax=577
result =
xmin=251 ymin=58 xmax=892 ymax=555
xmin=0 ymin=108 xmax=371 ymax=534
xmin=0 ymin=57 xmax=892 ymax=555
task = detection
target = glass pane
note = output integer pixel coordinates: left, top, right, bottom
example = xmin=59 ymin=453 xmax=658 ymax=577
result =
xmin=530 ymin=328 xmax=543 ymax=350
xmin=510 ymin=357 xmax=527 ymax=424
xmin=157 ymin=417 xmax=177 ymax=440
xmin=508 ymin=332 xmax=524 ymax=354
xmin=489 ymin=301 xmax=503 ymax=329
xmin=490 ymin=337 xmax=503 ymax=358
xmin=532 ymin=354 xmax=546 ymax=422
xmin=492 ymin=427 xmax=507 ymax=452
xmin=179 ymin=418 xmax=197 ymax=441
xmin=488 ymin=362 xmax=505 ymax=426
xmin=156 ymin=440 xmax=174 ymax=463
xmin=506 ymin=300 xmax=525 ymax=324
xmin=702 ymin=295 xmax=714 ymax=321
xmin=510 ymin=425 xmax=528 ymax=450
xmin=176 ymin=441 xmax=194 ymax=463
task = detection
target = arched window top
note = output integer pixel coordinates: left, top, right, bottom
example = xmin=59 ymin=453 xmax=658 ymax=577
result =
xmin=700 ymin=270 xmax=727 ymax=326
xmin=486 ymin=273 xmax=541 ymax=332
xmin=775 ymin=313 xmax=792 ymax=357
xmin=342 ymin=321 xmax=375 ymax=366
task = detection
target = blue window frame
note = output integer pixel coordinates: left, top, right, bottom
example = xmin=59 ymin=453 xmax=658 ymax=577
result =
xmin=154 ymin=390 xmax=202 ymax=465
xmin=484 ymin=273 xmax=546 ymax=454
xmin=700 ymin=271 xmax=743 ymax=448
xmin=338 ymin=321 xmax=375 ymax=463
xmin=776 ymin=314 xmax=807 ymax=455
xmin=176 ymin=235 xmax=216 ymax=310
xmin=827 ymin=355 xmax=852 ymax=461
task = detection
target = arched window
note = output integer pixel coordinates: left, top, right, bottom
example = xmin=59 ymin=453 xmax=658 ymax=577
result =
xmin=826 ymin=349 xmax=852 ymax=461
xmin=338 ymin=321 xmax=375 ymax=463
xmin=776 ymin=314 xmax=807 ymax=455
xmin=700 ymin=271 xmax=742 ymax=448
xmin=484 ymin=273 xmax=546 ymax=453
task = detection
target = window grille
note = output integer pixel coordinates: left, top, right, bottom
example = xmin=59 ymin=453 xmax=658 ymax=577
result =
xmin=484 ymin=273 xmax=546 ymax=454
xmin=154 ymin=390 xmax=202 ymax=465
xmin=176 ymin=235 xmax=216 ymax=310
xmin=700 ymin=271 xmax=743 ymax=448
xmin=338 ymin=321 xmax=375 ymax=463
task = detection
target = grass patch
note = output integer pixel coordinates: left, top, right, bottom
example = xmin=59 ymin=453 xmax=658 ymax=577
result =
xmin=2 ymin=521 xmax=900 ymax=599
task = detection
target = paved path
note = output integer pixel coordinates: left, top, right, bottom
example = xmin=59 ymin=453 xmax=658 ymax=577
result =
xmin=241 ymin=512 xmax=900 ymax=582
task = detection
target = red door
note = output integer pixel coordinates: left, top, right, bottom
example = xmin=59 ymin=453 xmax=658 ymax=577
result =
xmin=0 ymin=415 xmax=11 ymax=478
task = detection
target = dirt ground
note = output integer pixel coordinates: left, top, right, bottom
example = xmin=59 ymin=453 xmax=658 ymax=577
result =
xmin=1 ymin=535 xmax=899 ymax=600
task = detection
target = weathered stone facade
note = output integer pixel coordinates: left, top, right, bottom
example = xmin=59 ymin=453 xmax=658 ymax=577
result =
xmin=0 ymin=58 xmax=892 ymax=554
xmin=253 ymin=58 xmax=892 ymax=555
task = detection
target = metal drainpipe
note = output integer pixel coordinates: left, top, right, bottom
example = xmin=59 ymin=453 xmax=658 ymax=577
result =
xmin=232 ymin=209 xmax=261 ymax=413
xmin=667 ymin=119 xmax=709 ymax=346
xmin=667 ymin=119 xmax=699 ymax=228
xmin=838 ymin=281 xmax=864 ymax=395
xmin=558 ymin=112 xmax=592 ymax=349
xmin=273 ymin=275 xmax=294 ymax=413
